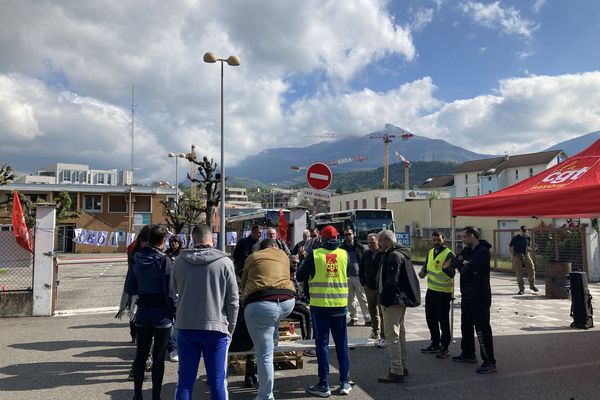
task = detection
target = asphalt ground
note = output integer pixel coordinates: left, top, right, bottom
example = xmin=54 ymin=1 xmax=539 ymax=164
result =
xmin=1 ymin=258 xmax=600 ymax=400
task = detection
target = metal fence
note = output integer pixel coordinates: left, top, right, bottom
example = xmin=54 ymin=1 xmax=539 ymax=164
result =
xmin=0 ymin=230 xmax=34 ymax=291
xmin=492 ymin=226 xmax=587 ymax=274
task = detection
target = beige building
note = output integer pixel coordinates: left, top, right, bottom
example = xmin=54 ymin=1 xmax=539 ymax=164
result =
xmin=0 ymin=183 xmax=176 ymax=253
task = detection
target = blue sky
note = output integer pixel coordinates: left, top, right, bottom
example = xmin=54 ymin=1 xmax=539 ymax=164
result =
xmin=1 ymin=0 xmax=599 ymax=182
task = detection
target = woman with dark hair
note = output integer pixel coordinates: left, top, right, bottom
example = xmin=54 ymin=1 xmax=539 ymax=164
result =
xmin=165 ymin=236 xmax=181 ymax=259
xmin=126 ymin=224 xmax=176 ymax=400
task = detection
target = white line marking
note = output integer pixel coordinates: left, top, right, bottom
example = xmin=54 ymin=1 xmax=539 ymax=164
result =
xmin=309 ymin=172 xmax=329 ymax=181
xmin=54 ymin=306 xmax=119 ymax=316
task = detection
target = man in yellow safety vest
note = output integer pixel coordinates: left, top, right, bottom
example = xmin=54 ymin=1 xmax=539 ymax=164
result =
xmin=296 ymin=225 xmax=353 ymax=397
xmin=418 ymin=231 xmax=455 ymax=358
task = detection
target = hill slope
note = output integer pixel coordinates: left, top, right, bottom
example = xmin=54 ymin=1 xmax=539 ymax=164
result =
xmin=228 ymin=124 xmax=492 ymax=184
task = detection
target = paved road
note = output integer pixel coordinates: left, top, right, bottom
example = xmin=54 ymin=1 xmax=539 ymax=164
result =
xmin=1 ymin=261 xmax=599 ymax=399
xmin=55 ymin=261 xmax=127 ymax=312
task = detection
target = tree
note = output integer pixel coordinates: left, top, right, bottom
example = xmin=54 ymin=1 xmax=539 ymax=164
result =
xmin=0 ymin=164 xmax=15 ymax=186
xmin=1 ymin=190 xmax=81 ymax=229
xmin=188 ymin=156 xmax=223 ymax=228
xmin=160 ymin=197 xmax=204 ymax=234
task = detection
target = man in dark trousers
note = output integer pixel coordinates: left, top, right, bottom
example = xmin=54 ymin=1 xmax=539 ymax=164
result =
xmin=418 ymin=231 xmax=455 ymax=358
xmin=340 ymin=228 xmax=370 ymax=326
xmin=232 ymin=225 xmax=262 ymax=276
xmin=452 ymin=226 xmax=497 ymax=374
xmin=297 ymin=225 xmax=353 ymax=396
xmin=509 ymin=225 xmax=538 ymax=295
xmin=359 ymin=233 xmax=384 ymax=345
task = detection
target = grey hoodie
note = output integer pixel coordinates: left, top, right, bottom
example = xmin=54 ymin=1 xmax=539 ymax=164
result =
xmin=170 ymin=246 xmax=239 ymax=335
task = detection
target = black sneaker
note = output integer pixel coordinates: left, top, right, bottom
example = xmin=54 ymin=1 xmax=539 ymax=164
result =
xmin=436 ymin=347 xmax=449 ymax=358
xmin=517 ymin=290 xmax=524 ymax=295
xmin=347 ymin=320 xmax=358 ymax=327
xmin=530 ymin=286 xmax=539 ymax=292
xmin=452 ymin=354 xmax=477 ymax=363
xmin=420 ymin=344 xmax=440 ymax=354
xmin=476 ymin=360 xmax=497 ymax=374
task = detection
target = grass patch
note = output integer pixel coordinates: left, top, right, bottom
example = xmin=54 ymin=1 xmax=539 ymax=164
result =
xmin=0 ymin=268 xmax=7 ymax=275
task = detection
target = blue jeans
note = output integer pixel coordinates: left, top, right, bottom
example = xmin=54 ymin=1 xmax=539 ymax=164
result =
xmin=175 ymin=329 xmax=229 ymax=400
xmin=245 ymin=299 xmax=295 ymax=400
xmin=311 ymin=313 xmax=350 ymax=387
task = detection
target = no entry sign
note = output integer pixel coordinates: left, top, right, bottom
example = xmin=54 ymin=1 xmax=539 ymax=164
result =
xmin=306 ymin=162 xmax=333 ymax=190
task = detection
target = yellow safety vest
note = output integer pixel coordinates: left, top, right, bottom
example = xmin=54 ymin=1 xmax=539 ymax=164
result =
xmin=426 ymin=247 xmax=454 ymax=293
xmin=309 ymin=248 xmax=349 ymax=308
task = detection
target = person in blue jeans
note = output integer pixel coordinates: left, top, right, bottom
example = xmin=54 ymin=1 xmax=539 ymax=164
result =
xmin=170 ymin=224 xmax=239 ymax=400
xmin=241 ymin=238 xmax=296 ymax=400
xmin=296 ymin=225 xmax=353 ymax=397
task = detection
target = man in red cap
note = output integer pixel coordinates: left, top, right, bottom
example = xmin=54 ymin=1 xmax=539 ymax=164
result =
xmin=296 ymin=225 xmax=353 ymax=396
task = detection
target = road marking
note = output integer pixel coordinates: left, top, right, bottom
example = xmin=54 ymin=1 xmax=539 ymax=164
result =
xmin=54 ymin=306 xmax=119 ymax=316
xmin=309 ymin=172 xmax=329 ymax=181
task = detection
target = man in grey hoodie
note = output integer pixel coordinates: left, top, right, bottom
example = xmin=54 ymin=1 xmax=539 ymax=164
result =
xmin=171 ymin=224 xmax=239 ymax=400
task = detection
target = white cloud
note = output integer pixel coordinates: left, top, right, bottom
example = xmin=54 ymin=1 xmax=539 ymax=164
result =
xmin=0 ymin=0 xmax=417 ymax=181
xmin=411 ymin=8 xmax=434 ymax=32
xmin=418 ymin=72 xmax=600 ymax=154
xmin=532 ymin=0 xmax=547 ymax=14
xmin=461 ymin=1 xmax=539 ymax=38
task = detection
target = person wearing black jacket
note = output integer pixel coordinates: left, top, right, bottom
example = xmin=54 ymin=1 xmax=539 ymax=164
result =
xmin=376 ymin=230 xmax=421 ymax=384
xmin=232 ymin=225 xmax=262 ymax=276
xmin=359 ymin=233 xmax=384 ymax=344
xmin=125 ymin=224 xmax=177 ymax=400
xmin=451 ymin=226 xmax=497 ymax=375
xmin=340 ymin=229 xmax=370 ymax=326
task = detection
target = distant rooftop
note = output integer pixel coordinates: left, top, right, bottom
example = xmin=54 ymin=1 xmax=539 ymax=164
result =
xmin=453 ymin=150 xmax=566 ymax=174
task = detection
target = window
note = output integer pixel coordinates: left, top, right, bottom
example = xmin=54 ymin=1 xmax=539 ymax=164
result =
xmin=380 ymin=197 xmax=387 ymax=209
xmin=353 ymin=199 xmax=358 ymax=209
xmin=108 ymin=195 xmax=127 ymax=212
xmin=477 ymin=187 xmax=480 ymax=196
xmin=488 ymin=177 xmax=491 ymax=181
xmin=515 ymin=170 xmax=519 ymax=180
xmin=362 ymin=199 xmax=367 ymax=209
xmin=96 ymin=174 xmax=105 ymax=184
xmin=339 ymin=201 xmax=342 ymax=210
xmin=465 ymin=174 xmax=468 ymax=184
xmin=84 ymin=195 xmax=102 ymax=212
xmin=134 ymin=195 xmax=151 ymax=212
xmin=345 ymin=201 xmax=350 ymax=210
xmin=107 ymin=175 xmax=112 ymax=185
xmin=61 ymin=170 xmax=71 ymax=182
xmin=529 ymin=168 xmax=534 ymax=177
xmin=466 ymin=188 xmax=469 ymax=197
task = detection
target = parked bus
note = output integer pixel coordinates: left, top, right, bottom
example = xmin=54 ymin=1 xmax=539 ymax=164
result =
xmin=313 ymin=209 xmax=395 ymax=244
xmin=225 ymin=209 xmax=298 ymax=250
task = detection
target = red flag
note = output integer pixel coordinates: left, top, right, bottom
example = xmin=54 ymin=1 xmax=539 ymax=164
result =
xmin=277 ymin=209 xmax=288 ymax=242
xmin=11 ymin=191 xmax=32 ymax=253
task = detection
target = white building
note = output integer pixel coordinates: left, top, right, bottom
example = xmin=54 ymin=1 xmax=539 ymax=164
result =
xmin=453 ymin=150 xmax=567 ymax=198
xmin=15 ymin=163 xmax=132 ymax=187
xmin=330 ymin=189 xmax=405 ymax=212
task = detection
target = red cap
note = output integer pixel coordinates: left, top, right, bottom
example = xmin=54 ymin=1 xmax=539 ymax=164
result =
xmin=320 ymin=225 xmax=338 ymax=240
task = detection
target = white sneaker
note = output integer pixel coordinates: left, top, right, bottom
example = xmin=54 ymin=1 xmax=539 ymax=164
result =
xmin=169 ymin=350 xmax=179 ymax=362
xmin=376 ymin=338 xmax=387 ymax=348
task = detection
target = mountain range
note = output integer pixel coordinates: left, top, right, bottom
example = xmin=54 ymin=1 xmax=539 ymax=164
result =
xmin=229 ymin=125 xmax=600 ymax=186
xmin=228 ymin=124 xmax=493 ymax=185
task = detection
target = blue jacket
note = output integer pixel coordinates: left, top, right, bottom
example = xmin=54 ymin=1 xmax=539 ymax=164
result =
xmin=125 ymin=246 xmax=176 ymax=317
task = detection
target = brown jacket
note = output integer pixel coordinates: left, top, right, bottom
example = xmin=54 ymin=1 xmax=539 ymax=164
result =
xmin=241 ymin=247 xmax=295 ymax=303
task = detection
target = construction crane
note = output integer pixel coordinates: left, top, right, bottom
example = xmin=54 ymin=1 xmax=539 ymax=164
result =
xmin=290 ymin=155 xmax=368 ymax=171
xmin=395 ymin=151 xmax=411 ymax=190
xmin=369 ymin=129 xmax=414 ymax=190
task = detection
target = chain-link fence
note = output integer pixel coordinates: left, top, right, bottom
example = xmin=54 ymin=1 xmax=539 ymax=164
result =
xmin=0 ymin=230 xmax=34 ymax=291
xmin=492 ymin=226 xmax=586 ymax=274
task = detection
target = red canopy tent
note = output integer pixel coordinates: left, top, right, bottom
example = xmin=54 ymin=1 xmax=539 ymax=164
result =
xmin=452 ymin=139 xmax=600 ymax=218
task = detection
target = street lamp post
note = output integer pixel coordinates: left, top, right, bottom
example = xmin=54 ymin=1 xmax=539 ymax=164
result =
xmin=271 ymin=183 xmax=277 ymax=208
xmin=203 ymin=52 xmax=240 ymax=252
xmin=168 ymin=152 xmax=187 ymax=202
